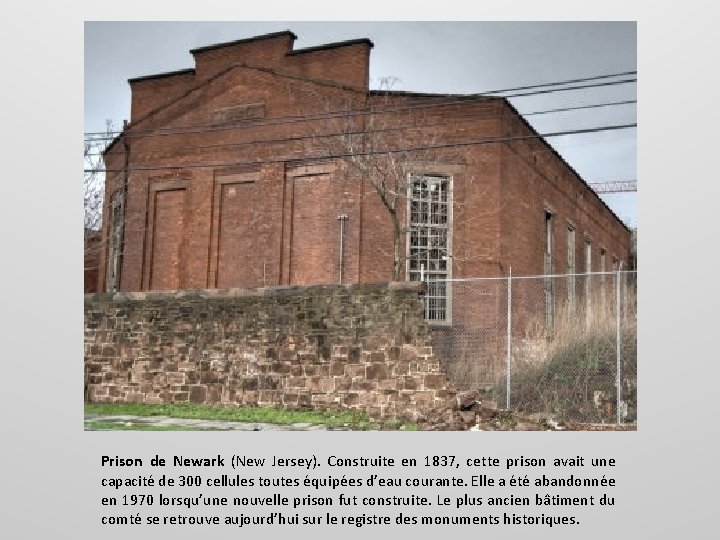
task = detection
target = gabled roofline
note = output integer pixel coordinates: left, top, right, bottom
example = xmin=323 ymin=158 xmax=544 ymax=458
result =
xmin=288 ymin=38 xmax=373 ymax=55
xmin=189 ymin=30 xmax=297 ymax=55
xmin=118 ymin=32 xmax=373 ymax=133
xmin=103 ymin=58 xmax=372 ymax=156
xmin=135 ymin=34 xmax=372 ymax=87
xmin=128 ymin=68 xmax=195 ymax=84
xmin=367 ymin=92 xmax=629 ymax=234
xmin=501 ymin=98 xmax=631 ymax=234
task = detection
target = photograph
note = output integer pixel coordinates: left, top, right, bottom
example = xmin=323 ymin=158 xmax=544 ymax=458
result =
xmin=83 ymin=21 xmax=637 ymax=432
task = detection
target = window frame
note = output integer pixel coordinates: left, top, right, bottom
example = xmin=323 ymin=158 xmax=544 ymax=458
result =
xmin=406 ymin=173 xmax=453 ymax=325
xmin=105 ymin=189 xmax=125 ymax=293
xmin=566 ymin=223 xmax=576 ymax=312
xmin=544 ymin=209 xmax=555 ymax=330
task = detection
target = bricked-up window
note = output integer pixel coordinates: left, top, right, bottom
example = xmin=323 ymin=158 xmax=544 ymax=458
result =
xmin=408 ymin=175 xmax=451 ymax=323
xmin=544 ymin=211 xmax=554 ymax=330
xmin=585 ymin=238 xmax=593 ymax=322
xmin=105 ymin=190 xmax=124 ymax=292
xmin=600 ymin=248 xmax=607 ymax=307
xmin=585 ymin=239 xmax=592 ymax=272
xmin=567 ymin=225 xmax=576 ymax=312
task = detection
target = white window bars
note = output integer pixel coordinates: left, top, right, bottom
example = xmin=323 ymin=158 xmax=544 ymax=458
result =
xmin=408 ymin=174 xmax=452 ymax=323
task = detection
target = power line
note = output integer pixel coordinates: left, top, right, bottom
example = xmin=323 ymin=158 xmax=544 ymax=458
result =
xmin=84 ymin=71 xmax=637 ymax=140
xmin=477 ymin=70 xmax=636 ymax=95
xmin=87 ymin=122 xmax=636 ymax=173
xmin=522 ymin=99 xmax=636 ymax=117
xmin=492 ymin=78 xmax=635 ymax=99
xmin=84 ymin=85 xmax=637 ymax=147
xmin=83 ymin=99 xmax=637 ymax=158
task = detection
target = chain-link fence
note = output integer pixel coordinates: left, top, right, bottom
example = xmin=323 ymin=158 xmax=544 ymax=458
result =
xmin=429 ymin=271 xmax=637 ymax=424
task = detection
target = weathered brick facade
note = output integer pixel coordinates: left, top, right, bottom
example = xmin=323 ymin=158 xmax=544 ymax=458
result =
xmin=98 ymin=30 xmax=630 ymax=295
xmin=84 ymin=282 xmax=455 ymax=420
xmin=93 ymin=30 xmax=632 ymax=393
xmin=84 ymin=229 xmax=101 ymax=293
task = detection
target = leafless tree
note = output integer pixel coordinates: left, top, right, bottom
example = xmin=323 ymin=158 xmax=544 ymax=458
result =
xmin=295 ymin=78 xmax=458 ymax=281
xmin=84 ymin=120 xmax=117 ymax=231
xmin=84 ymin=120 xmax=117 ymax=291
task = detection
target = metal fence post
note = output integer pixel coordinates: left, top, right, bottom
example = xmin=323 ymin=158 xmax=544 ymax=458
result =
xmin=506 ymin=267 xmax=512 ymax=410
xmin=615 ymin=269 xmax=622 ymax=424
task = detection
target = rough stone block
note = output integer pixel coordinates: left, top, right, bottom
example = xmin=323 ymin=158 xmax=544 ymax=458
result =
xmin=189 ymin=385 xmax=207 ymax=403
xmin=351 ymin=379 xmax=375 ymax=391
xmin=84 ymin=283 xmax=460 ymax=424
xmin=290 ymin=364 xmax=303 ymax=376
xmin=287 ymin=377 xmax=306 ymax=389
xmin=297 ymin=393 xmax=312 ymax=408
xmin=346 ymin=365 xmax=366 ymax=378
xmin=401 ymin=376 xmax=419 ymax=390
xmin=411 ymin=390 xmax=435 ymax=407
xmin=366 ymin=363 xmax=388 ymax=380
xmin=456 ymin=390 xmax=480 ymax=410
xmin=329 ymin=363 xmax=345 ymax=376
xmin=334 ymin=377 xmax=351 ymax=391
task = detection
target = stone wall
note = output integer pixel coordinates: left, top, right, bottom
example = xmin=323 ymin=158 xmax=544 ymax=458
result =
xmin=84 ymin=282 xmax=455 ymax=420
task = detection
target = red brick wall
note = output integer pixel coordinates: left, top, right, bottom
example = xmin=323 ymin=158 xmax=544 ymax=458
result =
xmin=215 ymin=180 xmax=258 ymax=287
xmin=99 ymin=33 xmax=630 ymax=298
xmin=149 ymin=188 xmax=186 ymax=290
xmin=290 ymin=174 xmax=341 ymax=284
xmin=499 ymin=104 xmax=630 ymax=278
xmin=192 ymin=32 xmax=296 ymax=80
xmin=84 ymin=230 xmax=101 ymax=293
xmin=130 ymin=71 xmax=196 ymax=122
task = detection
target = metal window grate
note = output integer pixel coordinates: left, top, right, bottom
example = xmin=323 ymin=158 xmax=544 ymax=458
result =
xmin=408 ymin=175 xmax=450 ymax=322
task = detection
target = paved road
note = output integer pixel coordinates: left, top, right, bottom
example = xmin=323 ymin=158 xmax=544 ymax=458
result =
xmin=84 ymin=414 xmax=349 ymax=431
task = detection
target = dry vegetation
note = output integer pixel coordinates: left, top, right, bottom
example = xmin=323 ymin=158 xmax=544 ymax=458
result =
xmin=435 ymin=280 xmax=637 ymax=424
xmin=507 ymin=288 xmax=637 ymax=423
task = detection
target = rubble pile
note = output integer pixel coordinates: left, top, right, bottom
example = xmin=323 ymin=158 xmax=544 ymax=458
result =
xmin=414 ymin=390 xmax=567 ymax=431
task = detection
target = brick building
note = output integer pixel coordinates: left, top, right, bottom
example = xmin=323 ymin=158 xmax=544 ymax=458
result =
xmin=98 ymin=30 xmax=631 ymax=340
xmin=84 ymin=229 xmax=101 ymax=293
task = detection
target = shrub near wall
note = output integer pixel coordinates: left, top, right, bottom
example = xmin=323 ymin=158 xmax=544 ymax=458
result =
xmin=84 ymin=282 xmax=455 ymax=421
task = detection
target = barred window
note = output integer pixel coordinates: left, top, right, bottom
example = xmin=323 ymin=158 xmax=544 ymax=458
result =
xmin=408 ymin=175 xmax=451 ymax=322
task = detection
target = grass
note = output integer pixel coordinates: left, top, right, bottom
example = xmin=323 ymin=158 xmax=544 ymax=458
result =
xmin=506 ymin=289 xmax=637 ymax=423
xmin=84 ymin=402 xmax=417 ymax=431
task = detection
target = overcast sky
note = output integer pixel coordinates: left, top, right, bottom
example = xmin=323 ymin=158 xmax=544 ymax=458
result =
xmin=84 ymin=21 xmax=637 ymax=226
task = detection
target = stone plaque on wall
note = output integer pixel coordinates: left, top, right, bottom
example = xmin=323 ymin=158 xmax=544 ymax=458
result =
xmin=212 ymin=103 xmax=265 ymax=124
